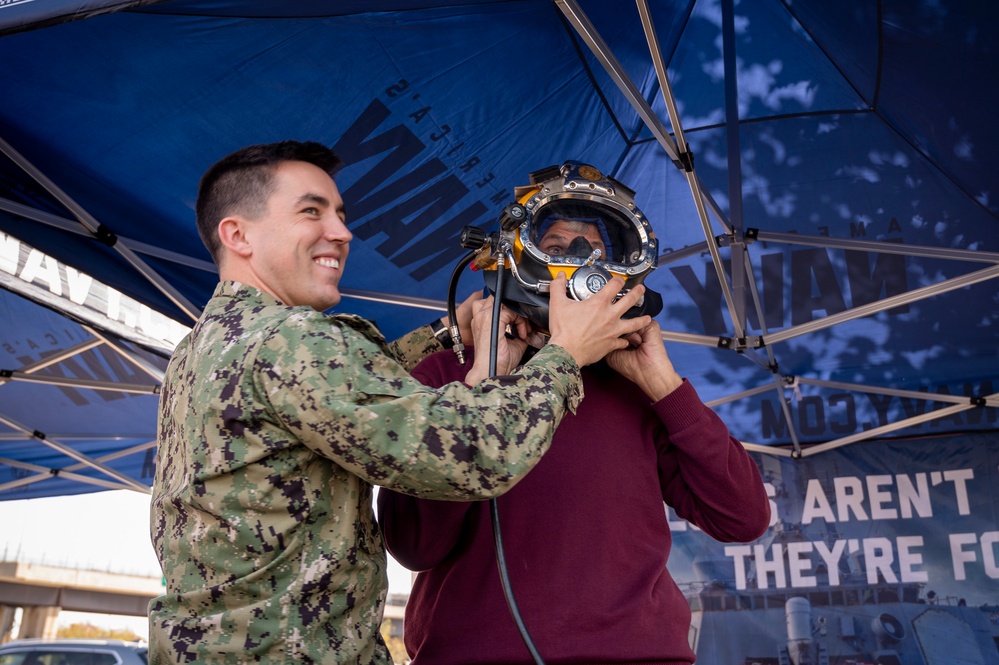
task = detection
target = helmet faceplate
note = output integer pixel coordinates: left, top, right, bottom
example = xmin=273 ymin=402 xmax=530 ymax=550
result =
xmin=483 ymin=161 xmax=661 ymax=332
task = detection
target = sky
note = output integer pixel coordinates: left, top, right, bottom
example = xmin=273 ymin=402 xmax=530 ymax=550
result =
xmin=0 ymin=488 xmax=414 ymax=640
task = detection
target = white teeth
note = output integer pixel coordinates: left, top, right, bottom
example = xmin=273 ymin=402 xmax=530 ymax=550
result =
xmin=315 ymin=257 xmax=340 ymax=269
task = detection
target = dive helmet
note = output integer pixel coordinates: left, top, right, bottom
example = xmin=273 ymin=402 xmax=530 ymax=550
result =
xmin=478 ymin=161 xmax=662 ymax=332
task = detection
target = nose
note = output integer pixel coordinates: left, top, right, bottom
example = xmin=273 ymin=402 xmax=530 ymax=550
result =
xmin=325 ymin=216 xmax=353 ymax=243
xmin=566 ymin=235 xmax=594 ymax=257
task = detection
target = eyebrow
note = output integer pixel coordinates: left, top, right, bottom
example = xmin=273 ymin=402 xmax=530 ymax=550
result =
xmin=296 ymin=193 xmax=330 ymax=208
xmin=296 ymin=193 xmax=347 ymax=218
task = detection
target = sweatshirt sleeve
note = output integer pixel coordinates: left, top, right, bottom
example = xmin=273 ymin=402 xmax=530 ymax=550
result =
xmin=654 ymin=380 xmax=771 ymax=542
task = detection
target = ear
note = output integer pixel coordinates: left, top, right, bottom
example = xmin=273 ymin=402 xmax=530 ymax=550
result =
xmin=218 ymin=216 xmax=253 ymax=258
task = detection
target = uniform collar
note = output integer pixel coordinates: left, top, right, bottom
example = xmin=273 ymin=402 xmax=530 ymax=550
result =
xmin=212 ymin=280 xmax=285 ymax=308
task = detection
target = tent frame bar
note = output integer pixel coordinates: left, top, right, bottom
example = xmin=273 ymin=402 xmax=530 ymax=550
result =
xmin=0 ymin=439 xmax=156 ymax=494
xmin=715 ymin=378 xmax=997 ymax=457
xmin=0 ymin=133 xmax=202 ymax=323
xmin=0 ymin=339 xmax=103 ymax=381
xmin=339 ymin=289 xmax=448 ymax=312
xmin=555 ymin=0 xmax=746 ymax=340
xmin=798 ymin=396 xmax=994 ymax=457
xmin=704 ymin=383 xmax=780 ymax=407
xmin=554 ymin=0 xmax=681 ymax=164
xmin=765 ymin=263 xmax=999 ymax=345
xmin=1 ymin=371 xmax=158 ymax=394
xmin=798 ymin=377 xmax=999 ymax=408
xmin=0 ymin=457 xmax=136 ymax=494
xmin=12 ymin=440 xmax=156 ymax=494
xmin=659 ymin=234 xmax=999 ymax=270
xmin=0 ymin=434 xmax=154 ymax=442
xmin=1 ymin=328 xmax=162 ymax=393
xmin=755 ymin=230 xmax=999 ymax=263
xmin=559 ymin=0 xmax=817 ymax=450
xmin=87 ymin=326 xmax=166 ymax=383
xmin=0 ymin=412 xmax=149 ymax=493
xmin=0 ymin=195 xmax=218 ymax=273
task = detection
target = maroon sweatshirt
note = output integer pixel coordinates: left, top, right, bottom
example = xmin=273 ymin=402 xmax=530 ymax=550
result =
xmin=378 ymin=348 xmax=770 ymax=665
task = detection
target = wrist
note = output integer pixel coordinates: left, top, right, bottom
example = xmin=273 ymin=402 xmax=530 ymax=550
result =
xmin=645 ymin=372 xmax=683 ymax=402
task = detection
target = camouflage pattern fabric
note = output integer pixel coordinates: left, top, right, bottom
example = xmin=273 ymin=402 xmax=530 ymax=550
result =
xmin=148 ymin=281 xmax=582 ymax=664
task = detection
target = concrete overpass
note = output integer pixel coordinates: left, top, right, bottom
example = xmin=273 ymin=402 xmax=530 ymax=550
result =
xmin=0 ymin=560 xmax=407 ymax=644
xmin=0 ymin=561 xmax=162 ymax=643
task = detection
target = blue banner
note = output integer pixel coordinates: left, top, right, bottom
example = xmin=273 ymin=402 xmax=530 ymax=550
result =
xmin=668 ymin=433 xmax=999 ymax=665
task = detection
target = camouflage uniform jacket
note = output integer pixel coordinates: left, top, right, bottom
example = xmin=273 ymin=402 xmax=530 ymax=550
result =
xmin=148 ymin=281 xmax=582 ymax=664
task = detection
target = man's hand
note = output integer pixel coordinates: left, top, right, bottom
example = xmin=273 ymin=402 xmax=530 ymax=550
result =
xmin=546 ymin=273 xmax=651 ymax=368
xmin=606 ymin=320 xmax=683 ymax=402
xmin=463 ymin=296 xmax=529 ymax=386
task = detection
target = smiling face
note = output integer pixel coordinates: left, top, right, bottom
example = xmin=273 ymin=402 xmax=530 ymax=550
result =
xmin=220 ymin=160 xmax=352 ymax=311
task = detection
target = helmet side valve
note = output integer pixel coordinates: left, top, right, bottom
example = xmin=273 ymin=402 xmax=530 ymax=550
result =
xmin=499 ymin=203 xmax=527 ymax=232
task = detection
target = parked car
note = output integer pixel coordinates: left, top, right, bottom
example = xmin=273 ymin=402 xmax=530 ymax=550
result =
xmin=0 ymin=638 xmax=148 ymax=665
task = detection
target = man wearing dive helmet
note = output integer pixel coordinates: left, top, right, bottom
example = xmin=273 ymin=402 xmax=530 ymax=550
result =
xmin=378 ymin=161 xmax=771 ymax=664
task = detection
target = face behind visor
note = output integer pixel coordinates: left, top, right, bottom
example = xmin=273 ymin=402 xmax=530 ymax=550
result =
xmin=482 ymin=161 xmax=662 ymax=334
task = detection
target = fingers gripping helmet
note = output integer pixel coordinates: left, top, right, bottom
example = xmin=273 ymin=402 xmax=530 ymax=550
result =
xmin=481 ymin=161 xmax=662 ymax=332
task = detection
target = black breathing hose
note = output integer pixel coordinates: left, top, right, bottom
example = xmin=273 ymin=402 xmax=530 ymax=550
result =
xmin=447 ymin=251 xmax=476 ymax=364
xmin=446 ymin=251 xmax=475 ymax=329
xmin=488 ymin=251 xmax=546 ymax=665
xmin=442 ymin=242 xmax=545 ymax=664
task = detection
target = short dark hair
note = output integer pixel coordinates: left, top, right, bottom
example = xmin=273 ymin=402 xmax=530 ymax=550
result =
xmin=195 ymin=141 xmax=344 ymax=266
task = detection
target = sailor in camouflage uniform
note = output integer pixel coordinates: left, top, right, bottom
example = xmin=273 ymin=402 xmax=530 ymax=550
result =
xmin=149 ymin=141 xmax=650 ymax=664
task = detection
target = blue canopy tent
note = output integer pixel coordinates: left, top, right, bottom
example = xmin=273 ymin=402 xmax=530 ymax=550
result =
xmin=0 ymin=285 xmax=161 ymax=501
xmin=0 ymin=0 xmax=996 ymax=501
xmin=0 ymin=234 xmax=184 ymax=500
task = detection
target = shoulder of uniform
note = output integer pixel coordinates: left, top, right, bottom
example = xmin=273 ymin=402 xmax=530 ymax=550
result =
xmin=330 ymin=313 xmax=388 ymax=345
